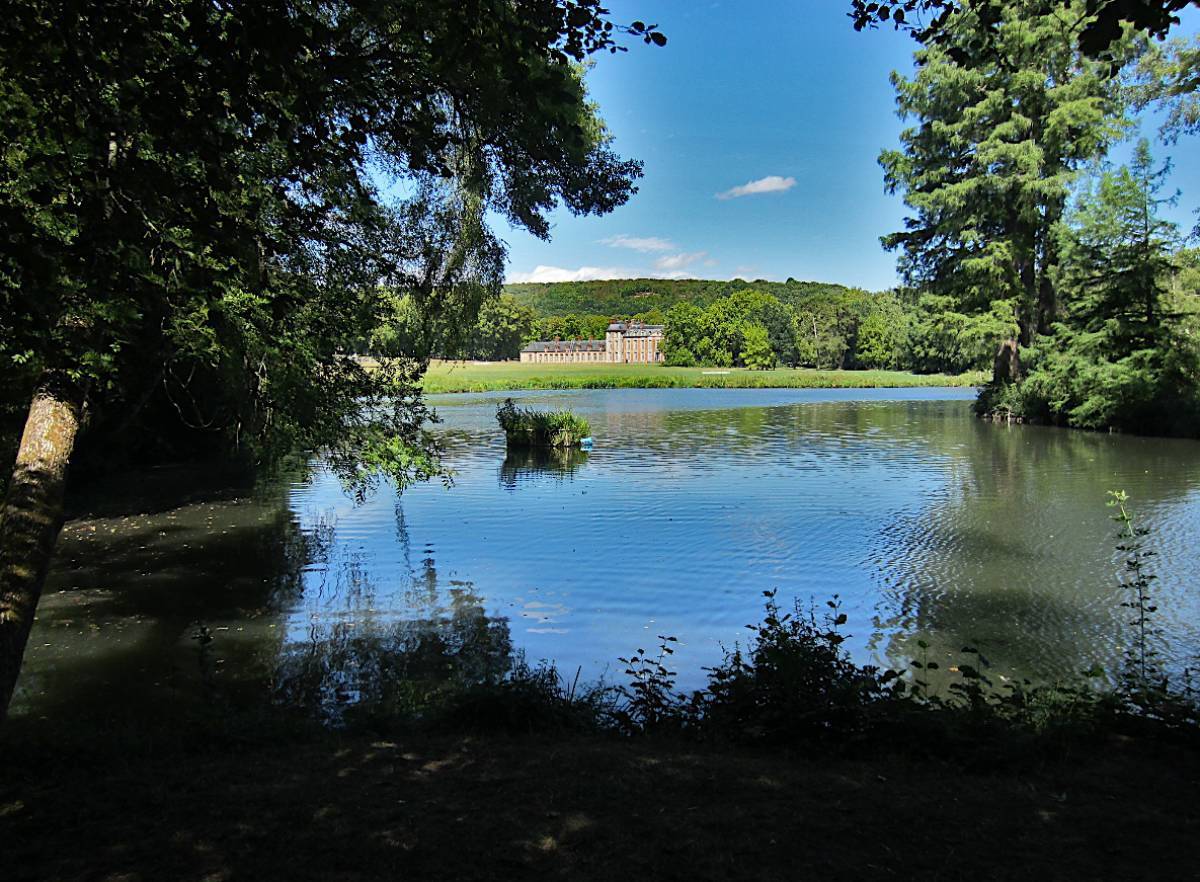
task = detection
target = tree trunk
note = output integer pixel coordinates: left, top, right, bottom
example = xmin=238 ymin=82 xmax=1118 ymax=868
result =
xmin=0 ymin=380 xmax=82 ymax=721
xmin=992 ymin=338 xmax=1022 ymax=386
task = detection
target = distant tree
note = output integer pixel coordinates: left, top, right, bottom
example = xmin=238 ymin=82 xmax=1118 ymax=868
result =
xmin=371 ymin=292 xmax=426 ymax=358
xmin=466 ymin=296 xmax=537 ymax=360
xmin=741 ymin=323 xmax=777 ymax=370
xmin=663 ymin=302 xmax=704 ymax=366
xmin=855 ymin=299 xmax=910 ymax=370
xmin=631 ymin=307 xmax=667 ymax=326
xmin=793 ymin=307 xmax=848 ymax=369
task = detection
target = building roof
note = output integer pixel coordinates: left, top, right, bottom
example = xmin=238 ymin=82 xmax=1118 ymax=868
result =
xmin=607 ymin=321 xmax=664 ymax=336
xmin=521 ymin=339 xmax=606 ymax=353
xmin=624 ymin=325 xmax=663 ymax=338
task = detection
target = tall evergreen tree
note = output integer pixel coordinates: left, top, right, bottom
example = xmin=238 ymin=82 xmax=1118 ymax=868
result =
xmin=880 ymin=0 xmax=1129 ymax=348
xmin=1006 ymin=141 xmax=1200 ymax=431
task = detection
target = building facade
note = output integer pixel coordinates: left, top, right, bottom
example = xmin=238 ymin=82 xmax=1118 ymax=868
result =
xmin=520 ymin=321 xmax=665 ymax=364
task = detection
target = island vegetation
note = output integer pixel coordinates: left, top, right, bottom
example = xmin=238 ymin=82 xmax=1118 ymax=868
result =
xmin=496 ymin=399 xmax=591 ymax=449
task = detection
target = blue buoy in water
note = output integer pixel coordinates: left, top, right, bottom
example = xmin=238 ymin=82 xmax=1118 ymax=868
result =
xmin=580 ymin=437 xmax=594 ymax=450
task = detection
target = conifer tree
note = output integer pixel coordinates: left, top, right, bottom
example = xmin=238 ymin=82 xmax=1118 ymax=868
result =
xmin=881 ymin=0 xmax=1129 ymax=346
xmin=1012 ymin=141 xmax=1200 ymax=431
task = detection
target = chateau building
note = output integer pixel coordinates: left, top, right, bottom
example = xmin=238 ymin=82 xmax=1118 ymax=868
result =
xmin=520 ymin=321 xmax=665 ymax=364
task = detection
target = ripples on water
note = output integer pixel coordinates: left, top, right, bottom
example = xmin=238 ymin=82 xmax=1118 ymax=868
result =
xmin=20 ymin=387 xmax=1200 ymax=720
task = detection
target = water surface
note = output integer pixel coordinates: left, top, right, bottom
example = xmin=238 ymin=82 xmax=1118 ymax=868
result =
xmin=17 ymin=387 xmax=1200 ymax=721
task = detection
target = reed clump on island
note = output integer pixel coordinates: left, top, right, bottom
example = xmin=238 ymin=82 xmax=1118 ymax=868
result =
xmin=497 ymin=398 xmax=591 ymax=449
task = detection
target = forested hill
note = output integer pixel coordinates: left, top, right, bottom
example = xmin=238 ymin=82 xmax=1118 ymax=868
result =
xmin=503 ymin=277 xmax=864 ymax=316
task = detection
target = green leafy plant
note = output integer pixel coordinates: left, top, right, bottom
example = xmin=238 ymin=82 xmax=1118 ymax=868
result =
xmin=701 ymin=592 xmax=904 ymax=744
xmin=614 ymin=636 xmax=687 ymax=733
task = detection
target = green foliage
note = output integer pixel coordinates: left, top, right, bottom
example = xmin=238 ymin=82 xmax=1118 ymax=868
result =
xmin=741 ymin=323 xmax=776 ymax=370
xmin=661 ymin=289 xmax=791 ymax=368
xmin=0 ymin=1 xmax=649 ymax=482
xmin=459 ymin=295 xmax=537 ymax=360
xmin=909 ymin=295 xmax=1019 ymax=373
xmin=850 ymin=0 xmax=1195 ymax=58
xmin=614 ymin=636 xmax=690 ymax=734
xmin=532 ymin=312 xmax=611 ymax=344
xmin=437 ymin=656 xmax=613 ymax=734
xmin=876 ymin=2 xmax=1200 ymax=435
xmin=854 ymin=302 xmax=910 ymax=370
xmin=1103 ymin=491 xmax=1197 ymax=727
xmin=792 ymin=306 xmax=848 ymax=369
xmin=881 ymin=0 xmax=1129 ymax=343
xmin=496 ymin=399 xmax=590 ymax=448
xmin=985 ymin=143 xmax=1200 ymax=434
xmin=701 ymin=593 xmax=904 ymax=743
xmin=504 ymin=277 xmax=855 ymax=316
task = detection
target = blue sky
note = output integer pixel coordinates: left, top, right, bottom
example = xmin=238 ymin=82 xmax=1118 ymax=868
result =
xmin=499 ymin=0 xmax=1200 ymax=291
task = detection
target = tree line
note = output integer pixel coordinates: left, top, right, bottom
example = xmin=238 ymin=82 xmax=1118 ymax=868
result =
xmin=388 ymin=229 xmax=1197 ymax=382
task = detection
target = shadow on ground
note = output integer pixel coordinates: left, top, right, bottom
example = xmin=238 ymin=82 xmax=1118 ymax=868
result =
xmin=2 ymin=727 xmax=1197 ymax=881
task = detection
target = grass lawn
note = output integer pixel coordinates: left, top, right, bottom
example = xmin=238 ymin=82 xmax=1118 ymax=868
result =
xmin=421 ymin=360 xmax=986 ymax=394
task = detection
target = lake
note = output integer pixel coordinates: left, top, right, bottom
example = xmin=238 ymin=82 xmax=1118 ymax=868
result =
xmin=14 ymin=387 xmax=1200 ymax=722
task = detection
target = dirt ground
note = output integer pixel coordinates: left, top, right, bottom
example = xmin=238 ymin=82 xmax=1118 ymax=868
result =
xmin=2 ymin=728 xmax=1198 ymax=881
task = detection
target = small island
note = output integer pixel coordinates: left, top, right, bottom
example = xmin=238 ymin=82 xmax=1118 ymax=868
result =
xmin=496 ymin=398 xmax=591 ymax=449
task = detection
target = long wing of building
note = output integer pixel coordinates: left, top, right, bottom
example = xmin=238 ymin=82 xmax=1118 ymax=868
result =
xmin=520 ymin=321 xmax=665 ymax=364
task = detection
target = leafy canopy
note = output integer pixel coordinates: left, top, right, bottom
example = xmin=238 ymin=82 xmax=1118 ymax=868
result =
xmin=0 ymin=1 xmax=657 ymax=485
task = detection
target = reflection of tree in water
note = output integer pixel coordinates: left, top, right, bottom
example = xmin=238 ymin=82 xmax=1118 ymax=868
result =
xmin=499 ymin=446 xmax=589 ymax=489
xmin=272 ymin=504 xmax=513 ymax=721
xmin=657 ymin=400 xmax=958 ymax=463
xmin=868 ymin=420 xmax=1200 ymax=683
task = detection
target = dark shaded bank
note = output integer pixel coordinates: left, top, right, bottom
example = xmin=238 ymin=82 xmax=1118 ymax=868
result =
xmin=2 ymin=724 xmax=1198 ymax=882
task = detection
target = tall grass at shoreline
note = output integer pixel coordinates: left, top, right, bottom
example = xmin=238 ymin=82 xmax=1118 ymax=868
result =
xmin=421 ymin=361 xmax=985 ymax=394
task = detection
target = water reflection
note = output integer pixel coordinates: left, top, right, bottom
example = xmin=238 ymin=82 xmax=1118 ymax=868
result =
xmin=18 ymin=387 xmax=1200 ymax=724
xmin=272 ymin=502 xmax=513 ymax=721
xmin=274 ymin=584 xmax=512 ymax=721
xmin=14 ymin=465 xmax=312 ymax=720
xmin=500 ymin=447 xmax=590 ymax=489
xmin=868 ymin=420 xmax=1200 ymax=680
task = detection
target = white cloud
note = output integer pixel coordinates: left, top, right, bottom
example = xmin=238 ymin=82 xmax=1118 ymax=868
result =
xmin=506 ymin=265 xmax=630 ymax=284
xmin=653 ymin=251 xmax=708 ymax=272
xmin=599 ymin=234 xmax=677 ymax=253
xmin=716 ymin=175 xmax=797 ymax=200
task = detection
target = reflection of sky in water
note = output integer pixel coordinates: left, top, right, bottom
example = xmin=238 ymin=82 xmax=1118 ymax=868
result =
xmin=21 ymin=386 xmax=1200 ymax=722
xmin=282 ymin=387 xmax=1200 ymax=694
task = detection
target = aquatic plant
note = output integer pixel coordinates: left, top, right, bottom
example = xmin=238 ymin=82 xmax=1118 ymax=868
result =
xmin=496 ymin=399 xmax=590 ymax=448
